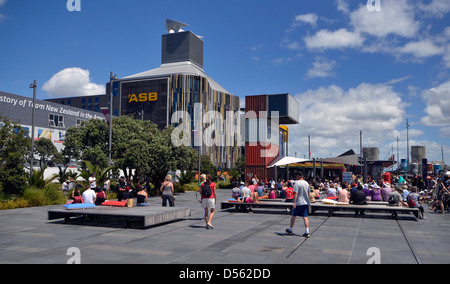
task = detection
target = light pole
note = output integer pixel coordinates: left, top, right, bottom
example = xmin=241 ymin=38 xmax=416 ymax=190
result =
xmin=406 ymin=119 xmax=410 ymax=174
xmin=109 ymin=72 xmax=117 ymax=167
xmin=29 ymin=80 xmax=37 ymax=179
xmin=396 ymin=136 xmax=399 ymax=171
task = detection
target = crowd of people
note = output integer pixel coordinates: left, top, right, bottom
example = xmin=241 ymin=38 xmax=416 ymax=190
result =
xmin=65 ymin=173 xmax=176 ymax=208
xmin=230 ymin=171 xmax=450 ymax=220
xmin=62 ymin=168 xmax=449 ymax=234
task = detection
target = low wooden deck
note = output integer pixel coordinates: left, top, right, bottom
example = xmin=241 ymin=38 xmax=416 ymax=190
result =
xmin=48 ymin=205 xmax=191 ymax=228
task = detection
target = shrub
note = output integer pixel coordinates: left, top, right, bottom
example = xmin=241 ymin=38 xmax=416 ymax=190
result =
xmin=23 ymin=187 xmax=47 ymax=207
xmin=44 ymin=183 xmax=67 ymax=205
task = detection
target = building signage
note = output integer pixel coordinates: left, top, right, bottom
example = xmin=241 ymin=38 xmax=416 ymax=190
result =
xmin=127 ymin=93 xmax=158 ymax=103
xmin=120 ymin=79 xmax=168 ymax=129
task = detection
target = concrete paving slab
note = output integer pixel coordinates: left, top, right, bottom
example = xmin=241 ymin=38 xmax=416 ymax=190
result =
xmin=1 ymin=189 xmax=450 ymax=265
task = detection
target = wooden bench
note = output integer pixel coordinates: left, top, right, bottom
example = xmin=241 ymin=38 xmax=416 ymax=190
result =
xmin=221 ymin=200 xmax=419 ymax=220
xmin=221 ymin=201 xmax=292 ymax=213
xmin=310 ymin=203 xmax=419 ymax=220
xmin=48 ymin=205 xmax=191 ymax=228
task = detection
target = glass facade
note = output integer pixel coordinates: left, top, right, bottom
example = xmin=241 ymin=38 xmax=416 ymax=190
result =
xmin=115 ymin=74 xmax=241 ymax=169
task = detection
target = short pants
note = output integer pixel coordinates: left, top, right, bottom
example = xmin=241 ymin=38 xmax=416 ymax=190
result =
xmin=292 ymin=204 xmax=309 ymax=217
xmin=202 ymin=198 xmax=216 ymax=209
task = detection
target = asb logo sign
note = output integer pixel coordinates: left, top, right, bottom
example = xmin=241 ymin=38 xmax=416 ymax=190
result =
xmin=128 ymin=93 xmax=158 ymax=103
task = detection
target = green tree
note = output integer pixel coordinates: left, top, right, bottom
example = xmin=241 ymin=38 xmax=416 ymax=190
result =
xmin=63 ymin=119 xmax=109 ymax=166
xmin=200 ymin=155 xmax=218 ymax=181
xmin=0 ymin=116 xmax=29 ymax=195
xmin=34 ymin=138 xmax=58 ymax=171
xmin=79 ymin=160 xmax=115 ymax=188
xmin=63 ymin=116 xmax=198 ymax=189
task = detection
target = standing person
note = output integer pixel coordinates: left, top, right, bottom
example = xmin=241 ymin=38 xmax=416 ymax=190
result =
xmin=103 ymin=178 xmax=111 ymax=195
xmin=199 ymin=174 xmax=207 ymax=219
xmin=160 ymin=175 xmax=175 ymax=207
xmin=88 ymin=173 xmax=97 ymax=191
xmin=437 ymin=179 xmax=449 ymax=215
xmin=286 ymin=174 xmax=311 ymax=238
xmin=62 ymin=180 xmax=70 ymax=196
xmin=198 ymin=174 xmax=216 ymax=229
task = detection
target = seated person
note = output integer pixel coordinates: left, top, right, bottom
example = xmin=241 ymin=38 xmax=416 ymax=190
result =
xmin=256 ymin=182 xmax=265 ymax=197
xmin=327 ymin=184 xmax=337 ymax=198
xmin=236 ymin=192 xmax=261 ymax=204
xmin=231 ymin=186 xmax=242 ymax=200
xmin=285 ymin=182 xmax=294 ymax=202
xmin=389 ymin=188 xmax=407 ymax=207
xmin=116 ymin=176 xmax=132 ymax=201
xmin=95 ymin=187 xmax=107 ymax=205
xmin=350 ymin=184 xmax=367 ymax=217
xmin=136 ymin=182 xmax=149 ymax=206
xmin=309 ymin=187 xmax=316 ymax=203
xmin=137 ymin=190 xmax=149 ymax=206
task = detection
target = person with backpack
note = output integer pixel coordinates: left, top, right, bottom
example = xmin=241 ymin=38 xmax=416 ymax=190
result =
xmin=407 ymin=186 xmax=425 ymax=219
xmin=198 ymin=174 xmax=216 ymax=229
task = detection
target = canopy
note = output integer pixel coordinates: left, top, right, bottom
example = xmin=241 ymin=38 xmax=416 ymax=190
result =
xmin=267 ymin=156 xmax=310 ymax=168
xmin=322 ymin=154 xmax=361 ymax=166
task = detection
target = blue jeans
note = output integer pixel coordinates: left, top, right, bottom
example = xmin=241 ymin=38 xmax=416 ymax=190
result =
xmin=162 ymin=195 xmax=174 ymax=207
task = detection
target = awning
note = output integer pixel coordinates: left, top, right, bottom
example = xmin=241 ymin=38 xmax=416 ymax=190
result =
xmin=322 ymin=154 xmax=361 ymax=166
xmin=267 ymin=156 xmax=310 ymax=168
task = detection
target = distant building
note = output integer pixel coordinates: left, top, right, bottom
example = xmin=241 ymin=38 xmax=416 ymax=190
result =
xmin=47 ymin=20 xmax=241 ymax=169
xmin=0 ymin=91 xmax=105 ymax=152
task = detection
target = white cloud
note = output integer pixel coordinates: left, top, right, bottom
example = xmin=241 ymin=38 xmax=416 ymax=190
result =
xmin=336 ymin=0 xmax=350 ymax=14
xmin=294 ymin=13 xmax=319 ymax=27
xmin=306 ymin=57 xmax=337 ymax=79
xmin=421 ymin=80 xmax=450 ymax=127
xmin=350 ymin=0 xmax=420 ymax=38
xmin=418 ymin=0 xmax=450 ymax=18
xmin=304 ymin=28 xmax=364 ymax=50
xmin=0 ymin=0 xmax=6 ymax=22
xmin=396 ymin=39 xmax=444 ymax=58
xmin=43 ymin=67 xmax=106 ymax=98
xmin=289 ymin=83 xmax=406 ymax=157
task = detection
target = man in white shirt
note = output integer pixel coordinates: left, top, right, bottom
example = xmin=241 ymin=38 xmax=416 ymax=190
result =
xmin=82 ymin=186 xmax=97 ymax=204
xmin=88 ymin=173 xmax=97 ymax=189
xmin=286 ymin=174 xmax=311 ymax=238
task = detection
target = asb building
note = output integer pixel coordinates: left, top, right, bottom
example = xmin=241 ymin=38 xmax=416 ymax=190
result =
xmin=49 ymin=20 xmax=242 ymax=169
xmin=45 ymin=19 xmax=300 ymax=180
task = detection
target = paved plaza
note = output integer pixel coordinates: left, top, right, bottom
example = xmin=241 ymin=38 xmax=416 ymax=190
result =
xmin=1 ymin=188 xmax=449 ymax=265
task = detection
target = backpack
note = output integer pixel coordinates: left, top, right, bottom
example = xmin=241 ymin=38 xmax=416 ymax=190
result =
xmin=202 ymin=182 xmax=212 ymax=198
xmin=388 ymin=194 xmax=396 ymax=205
xmin=407 ymin=193 xmax=416 ymax=208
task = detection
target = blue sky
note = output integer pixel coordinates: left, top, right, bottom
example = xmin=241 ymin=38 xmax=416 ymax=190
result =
xmin=0 ymin=0 xmax=449 ymax=163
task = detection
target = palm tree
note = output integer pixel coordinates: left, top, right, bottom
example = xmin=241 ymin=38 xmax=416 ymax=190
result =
xmin=79 ymin=160 xmax=115 ymax=188
xmin=27 ymin=168 xmax=55 ymax=189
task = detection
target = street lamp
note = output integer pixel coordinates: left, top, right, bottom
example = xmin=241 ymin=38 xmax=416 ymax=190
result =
xmin=29 ymin=80 xmax=37 ymax=179
xmin=406 ymin=119 xmax=410 ymax=174
xmin=109 ymin=72 xmax=117 ymax=167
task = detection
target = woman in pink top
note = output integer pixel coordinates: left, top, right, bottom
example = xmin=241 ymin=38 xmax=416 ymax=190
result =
xmin=338 ymin=186 xmax=350 ymax=203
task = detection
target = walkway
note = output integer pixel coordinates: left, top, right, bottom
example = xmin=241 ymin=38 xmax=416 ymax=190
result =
xmin=0 ymin=189 xmax=449 ymax=264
